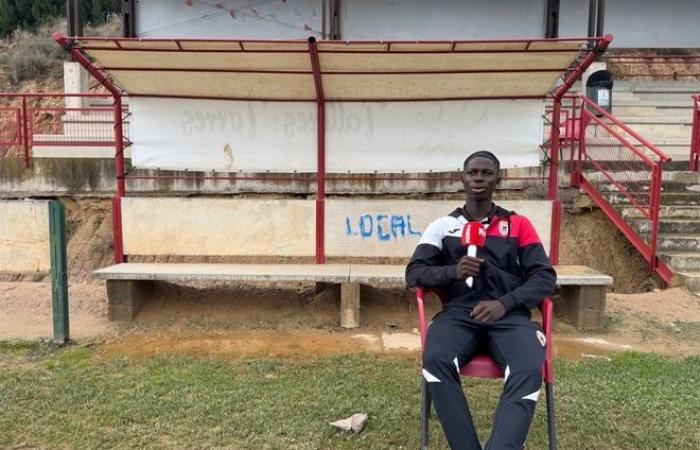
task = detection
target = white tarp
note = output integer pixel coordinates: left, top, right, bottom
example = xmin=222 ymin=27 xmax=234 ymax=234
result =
xmin=130 ymin=97 xmax=544 ymax=172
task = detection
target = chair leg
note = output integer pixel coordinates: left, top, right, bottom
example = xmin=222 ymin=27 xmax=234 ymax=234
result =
xmin=545 ymin=381 xmax=557 ymax=450
xmin=421 ymin=377 xmax=431 ymax=450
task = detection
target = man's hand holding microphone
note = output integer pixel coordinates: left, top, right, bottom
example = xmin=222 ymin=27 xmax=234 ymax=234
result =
xmin=459 ymin=221 xmax=506 ymax=323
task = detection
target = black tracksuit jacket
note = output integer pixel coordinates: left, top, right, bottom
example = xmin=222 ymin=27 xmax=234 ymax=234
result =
xmin=405 ymin=204 xmax=556 ymax=315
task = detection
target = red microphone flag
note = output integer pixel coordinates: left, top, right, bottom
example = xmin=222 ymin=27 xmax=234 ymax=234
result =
xmin=461 ymin=221 xmax=486 ymax=247
xmin=461 ymin=221 xmax=486 ymax=288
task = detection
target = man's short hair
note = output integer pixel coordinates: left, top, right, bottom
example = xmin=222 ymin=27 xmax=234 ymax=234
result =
xmin=463 ymin=150 xmax=501 ymax=172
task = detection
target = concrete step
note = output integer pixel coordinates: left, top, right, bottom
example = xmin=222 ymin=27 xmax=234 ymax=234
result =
xmin=657 ymin=234 xmax=700 ymax=252
xmin=614 ymin=116 xmax=694 ymax=125
xmin=635 ymin=92 xmax=700 ymax=103
xmin=665 ymin=161 xmax=698 ymax=171
xmin=616 ymin=81 xmax=700 ymax=92
xmin=612 ymin=99 xmax=694 ymax=108
xmin=616 ymin=205 xmax=700 ymax=219
xmin=659 ymin=252 xmax=700 ymax=272
xmin=583 ymin=139 xmax=691 ymax=154
xmin=617 ymin=124 xmax=692 ymax=139
xmin=601 ymin=192 xmax=699 ymax=206
xmin=631 ymin=218 xmax=700 ymax=234
xmin=660 ymin=182 xmax=700 ymax=192
xmin=584 ymin=140 xmax=691 ymax=149
xmin=610 ymin=106 xmax=693 ymax=118
xmin=585 ymin=170 xmax=700 ymax=184
xmin=595 ymin=181 xmax=700 ymax=193
xmin=578 ymin=146 xmax=682 ymax=163
xmin=608 ymin=91 xmax=640 ymax=102
xmin=676 ymin=271 xmax=700 ymax=292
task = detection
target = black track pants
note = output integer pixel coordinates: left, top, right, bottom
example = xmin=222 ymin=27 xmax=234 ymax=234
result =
xmin=422 ymin=307 xmax=545 ymax=450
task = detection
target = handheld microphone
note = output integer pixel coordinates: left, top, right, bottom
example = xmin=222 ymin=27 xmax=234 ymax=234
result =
xmin=461 ymin=221 xmax=486 ymax=288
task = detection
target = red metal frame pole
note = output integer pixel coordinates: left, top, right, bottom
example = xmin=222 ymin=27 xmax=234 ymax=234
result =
xmin=575 ymin=110 xmax=589 ymax=188
xmin=113 ymin=96 xmax=126 ymax=197
xmin=53 ymin=33 xmax=127 ymax=264
xmin=547 ymin=97 xmax=562 ymax=264
xmin=548 ymin=98 xmax=562 ymax=201
xmin=568 ymin=96 xmax=578 ymax=187
xmin=691 ymin=96 xmax=699 ymax=171
xmin=648 ymin=163 xmax=663 ymax=275
xmin=21 ymin=96 xmax=30 ymax=169
xmin=549 ymin=34 xmax=613 ymax=198
xmin=112 ymin=196 xmax=125 ymax=263
xmin=553 ymin=34 xmax=613 ymax=100
xmin=309 ymin=37 xmax=326 ymax=264
xmin=546 ymin=34 xmax=613 ymax=263
xmin=52 ymin=33 xmax=121 ymax=98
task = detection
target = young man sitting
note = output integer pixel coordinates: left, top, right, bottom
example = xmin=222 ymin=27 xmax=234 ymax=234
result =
xmin=405 ymin=150 xmax=556 ymax=450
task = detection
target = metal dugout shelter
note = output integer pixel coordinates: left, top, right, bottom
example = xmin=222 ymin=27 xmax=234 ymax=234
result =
xmin=53 ymin=32 xmax=613 ymax=265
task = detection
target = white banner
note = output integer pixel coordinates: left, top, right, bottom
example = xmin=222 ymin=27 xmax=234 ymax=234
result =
xmin=130 ymin=98 xmax=544 ymax=173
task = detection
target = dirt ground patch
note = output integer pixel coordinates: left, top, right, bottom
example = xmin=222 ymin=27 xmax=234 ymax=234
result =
xmin=0 ymin=281 xmax=115 ymax=341
xmin=2 ymin=193 xmax=695 ymax=358
xmin=2 ymin=281 xmax=699 ymax=360
xmin=559 ymin=201 xmax=655 ymax=293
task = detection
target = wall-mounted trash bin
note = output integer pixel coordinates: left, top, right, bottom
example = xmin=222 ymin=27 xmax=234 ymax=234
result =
xmin=586 ymin=70 xmax=613 ymax=116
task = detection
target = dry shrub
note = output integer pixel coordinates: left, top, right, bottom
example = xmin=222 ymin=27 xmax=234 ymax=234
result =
xmin=7 ymin=20 xmax=66 ymax=86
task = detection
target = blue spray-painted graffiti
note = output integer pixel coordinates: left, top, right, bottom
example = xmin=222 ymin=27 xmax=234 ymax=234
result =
xmin=345 ymin=214 xmax=422 ymax=242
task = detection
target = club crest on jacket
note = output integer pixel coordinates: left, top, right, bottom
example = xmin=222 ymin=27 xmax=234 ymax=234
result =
xmin=498 ymin=220 xmax=509 ymax=237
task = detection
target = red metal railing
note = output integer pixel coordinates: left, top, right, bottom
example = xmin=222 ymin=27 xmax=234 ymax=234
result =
xmin=572 ymin=95 xmax=673 ymax=284
xmin=691 ymin=94 xmax=700 ymax=171
xmin=0 ymin=93 xmax=123 ymax=168
xmin=543 ymin=95 xmax=580 ymax=173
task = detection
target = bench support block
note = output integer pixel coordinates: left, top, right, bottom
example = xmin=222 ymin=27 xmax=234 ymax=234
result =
xmin=340 ymin=282 xmax=361 ymax=328
xmin=106 ymin=280 xmax=154 ymax=321
xmin=559 ymin=285 xmax=607 ymax=330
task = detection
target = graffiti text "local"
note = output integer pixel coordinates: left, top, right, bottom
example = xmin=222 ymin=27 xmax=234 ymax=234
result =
xmin=345 ymin=214 xmax=422 ymax=242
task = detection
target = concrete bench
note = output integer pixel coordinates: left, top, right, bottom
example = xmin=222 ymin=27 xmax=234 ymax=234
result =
xmin=94 ymin=263 xmax=612 ymax=330
xmin=93 ymin=197 xmax=614 ymax=329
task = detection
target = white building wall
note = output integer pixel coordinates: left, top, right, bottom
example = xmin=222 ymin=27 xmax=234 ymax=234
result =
xmin=136 ymin=0 xmax=700 ymax=47
xmin=135 ymin=0 xmax=546 ymax=39
xmin=560 ymin=0 xmax=700 ymax=48
xmin=136 ymin=0 xmax=325 ymax=38
xmin=339 ymin=0 xmax=546 ymax=39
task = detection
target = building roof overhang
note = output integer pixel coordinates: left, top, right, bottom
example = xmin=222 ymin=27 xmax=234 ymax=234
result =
xmin=53 ymin=34 xmax=613 ymax=102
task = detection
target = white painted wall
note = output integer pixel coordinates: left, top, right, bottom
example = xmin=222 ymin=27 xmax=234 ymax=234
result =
xmin=0 ymin=200 xmax=50 ymax=273
xmin=121 ymin=198 xmax=316 ymax=256
xmin=136 ymin=0 xmax=325 ymax=38
xmin=136 ymin=0 xmax=700 ymax=47
xmin=340 ymin=0 xmax=546 ymax=40
xmin=326 ymin=199 xmax=552 ymax=258
xmin=120 ymin=198 xmax=553 ymax=258
xmin=136 ymin=0 xmax=547 ymax=40
xmin=129 ymin=97 xmax=544 ymax=173
xmin=560 ymin=0 xmax=700 ymax=48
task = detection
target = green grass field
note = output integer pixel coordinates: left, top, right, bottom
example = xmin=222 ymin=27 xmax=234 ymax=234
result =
xmin=1 ymin=342 xmax=698 ymax=449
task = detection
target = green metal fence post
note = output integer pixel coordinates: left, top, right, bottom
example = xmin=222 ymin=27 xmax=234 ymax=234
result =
xmin=49 ymin=200 xmax=69 ymax=344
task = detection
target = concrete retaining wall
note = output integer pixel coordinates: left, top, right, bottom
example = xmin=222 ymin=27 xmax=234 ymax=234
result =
xmin=0 ymin=200 xmax=50 ymax=273
xmin=122 ymin=198 xmax=316 ymax=257
xmin=121 ymin=198 xmax=553 ymax=258
xmin=0 ymin=158 xmax=557 ymax=197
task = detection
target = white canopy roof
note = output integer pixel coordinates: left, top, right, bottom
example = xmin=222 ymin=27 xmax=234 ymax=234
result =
xmin=66 ymin=36 xmax=598 ymax=101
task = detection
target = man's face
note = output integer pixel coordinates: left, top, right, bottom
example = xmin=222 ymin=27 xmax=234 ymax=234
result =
xmin=463 ymin=156 xmax=500 ymax=202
